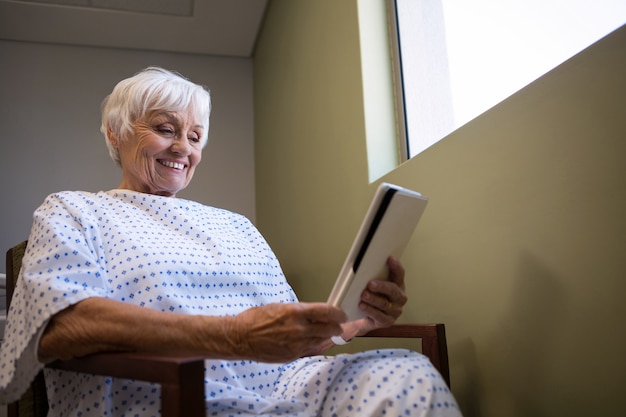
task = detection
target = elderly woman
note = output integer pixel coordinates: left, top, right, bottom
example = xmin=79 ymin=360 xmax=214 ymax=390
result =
xmin=0 ymin=67 xmax=460 ymax=417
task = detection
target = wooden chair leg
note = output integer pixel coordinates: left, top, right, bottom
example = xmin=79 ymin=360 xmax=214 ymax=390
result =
xmin=159 ymin=359 xmax=205 ymax=417
xmin=48 ymin=352 xmax=206 ymax=417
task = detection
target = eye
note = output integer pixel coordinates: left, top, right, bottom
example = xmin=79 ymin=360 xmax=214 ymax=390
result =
xmin=155 ymin=124 xmax=175 ymax=137
xmin=188 ymin=130 xmax=202 ymax=144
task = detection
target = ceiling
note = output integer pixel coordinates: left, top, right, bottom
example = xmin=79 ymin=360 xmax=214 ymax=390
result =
xmin=0 ymin=0 xmax=269 ymax=57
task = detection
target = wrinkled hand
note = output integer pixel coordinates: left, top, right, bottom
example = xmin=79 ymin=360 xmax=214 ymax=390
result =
xmin=226 ymin=302 xmax=347 ymax=362
xmin=343 ymin=257 xmax=408 ymax=338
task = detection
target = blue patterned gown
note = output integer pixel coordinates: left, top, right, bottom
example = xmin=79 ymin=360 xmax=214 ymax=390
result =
xmin=0 ymin=190 xmax=460 ymax=417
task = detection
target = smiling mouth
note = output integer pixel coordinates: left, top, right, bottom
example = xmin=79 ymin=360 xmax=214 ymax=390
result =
xmin=158 ymin=160 xmax=186 ymax=170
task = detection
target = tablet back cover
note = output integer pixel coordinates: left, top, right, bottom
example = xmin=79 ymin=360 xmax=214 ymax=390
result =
xmin=327 ymin=183 xmax=428 ymax=321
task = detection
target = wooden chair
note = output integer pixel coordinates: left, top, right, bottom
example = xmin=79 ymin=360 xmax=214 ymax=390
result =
xmin=5 ymin=240 xmax=450 ymax=417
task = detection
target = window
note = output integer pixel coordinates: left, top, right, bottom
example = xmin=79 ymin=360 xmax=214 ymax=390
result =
xmin=390 ymin=0 xmax=626 ymax=159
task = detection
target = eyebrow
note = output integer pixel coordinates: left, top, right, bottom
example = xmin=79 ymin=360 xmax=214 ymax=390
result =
xmin=154 ymin=112 xmax=204 ymax=131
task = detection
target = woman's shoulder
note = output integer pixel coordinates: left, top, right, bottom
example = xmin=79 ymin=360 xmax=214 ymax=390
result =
xmin=40 ymin=190 xmax=119 ymax=207
xmin=40 ymin=190 xmax=100 ymax=205
xmin=31 ymin=191 xmax=111 ymax=226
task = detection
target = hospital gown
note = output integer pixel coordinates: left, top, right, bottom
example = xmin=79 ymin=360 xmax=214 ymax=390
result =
xmin=0 ymin=190 xmax=460 ymax=416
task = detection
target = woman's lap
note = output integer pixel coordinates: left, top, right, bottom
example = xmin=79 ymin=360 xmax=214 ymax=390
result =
xmin=273 ymin=349 xmax=461 ymax=417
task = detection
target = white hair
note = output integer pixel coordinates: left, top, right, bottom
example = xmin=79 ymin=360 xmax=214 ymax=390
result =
xmin=100 ymin=67 xmax=212 ymax=165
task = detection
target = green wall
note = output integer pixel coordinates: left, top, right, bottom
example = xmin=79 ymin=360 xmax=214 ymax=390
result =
xmin=254 ymin=1 xmax=626 ymax=416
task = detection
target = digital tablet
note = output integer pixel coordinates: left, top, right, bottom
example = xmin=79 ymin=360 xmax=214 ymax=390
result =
xmin=327 ymin=183 xmax=428 ymax=321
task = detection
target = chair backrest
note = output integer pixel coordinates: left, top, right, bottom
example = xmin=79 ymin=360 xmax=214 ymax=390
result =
xmin=363 ymin=323 xmax=450 ymax=386
xmin=5 ymin=240 xmax=26 ymax=311
xmin=6 ymin=241 xmax=49 ymax=417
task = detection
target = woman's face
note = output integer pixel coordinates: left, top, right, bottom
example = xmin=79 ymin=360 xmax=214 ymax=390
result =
xmin=114 ymin=108 xmax=204 ymax=197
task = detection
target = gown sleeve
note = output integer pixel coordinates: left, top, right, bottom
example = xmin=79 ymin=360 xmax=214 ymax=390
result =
xmin=0 ymin=192 xmax=109 ymax=403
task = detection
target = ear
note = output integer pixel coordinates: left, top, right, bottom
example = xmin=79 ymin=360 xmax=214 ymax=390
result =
xmin=107 ymin=127 xmax=120 ymax=148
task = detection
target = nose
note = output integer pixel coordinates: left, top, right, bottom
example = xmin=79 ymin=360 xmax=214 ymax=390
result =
xmin=170 ymin=134 xmax=192 ymax=155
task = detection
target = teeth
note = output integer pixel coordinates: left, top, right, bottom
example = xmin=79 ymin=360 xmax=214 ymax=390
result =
xmin=160 ymin=160 xmax=185 ymax=170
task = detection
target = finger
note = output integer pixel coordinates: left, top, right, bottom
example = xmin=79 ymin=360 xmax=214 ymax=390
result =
xmin=360 ymin=288 xmax=404 ymax=320
xmin=361 ymin=287 xmax=388 ymax=310
xmin=387 ymin=256 xmax=406 ymax=289
xmin=366 ymin=279 xmax=407 ymax=306
xmin=306 ymin=321 xmax=344 ymax=338
xmin=370 ymin=294 xmax=402 ymax=317
xmin=358 ymin=301 xmax=396 ymax=327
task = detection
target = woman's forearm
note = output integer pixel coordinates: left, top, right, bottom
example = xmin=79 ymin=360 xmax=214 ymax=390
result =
xmin=38 ymin=298 xmax=347 ymax=363
xmin=37 ymin=297 xmax=233 ymax=362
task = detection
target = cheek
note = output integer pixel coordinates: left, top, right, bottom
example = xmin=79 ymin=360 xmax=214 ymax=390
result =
xmin=138 ymin=135 xmax=160 ymax=152
xmin=191 ymin=149 xmax=202 ymax=166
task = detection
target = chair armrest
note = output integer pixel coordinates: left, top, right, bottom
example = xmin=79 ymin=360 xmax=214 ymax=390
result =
xmin=45 ymin=322 xmax=450 ymax=417
xmin=360 ymin=323 xmax=450 ymax=387
xmin=47 ymin=352 xmax=206 ymax=417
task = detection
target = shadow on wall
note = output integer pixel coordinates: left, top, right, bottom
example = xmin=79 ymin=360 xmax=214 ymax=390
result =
xmin=449 ymin=338 xmax=485 ymax=417
xmin=452 ymin=253 xmax=566 ymax=417
xmin=492 ymin=253 xmax=565 ymax=416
